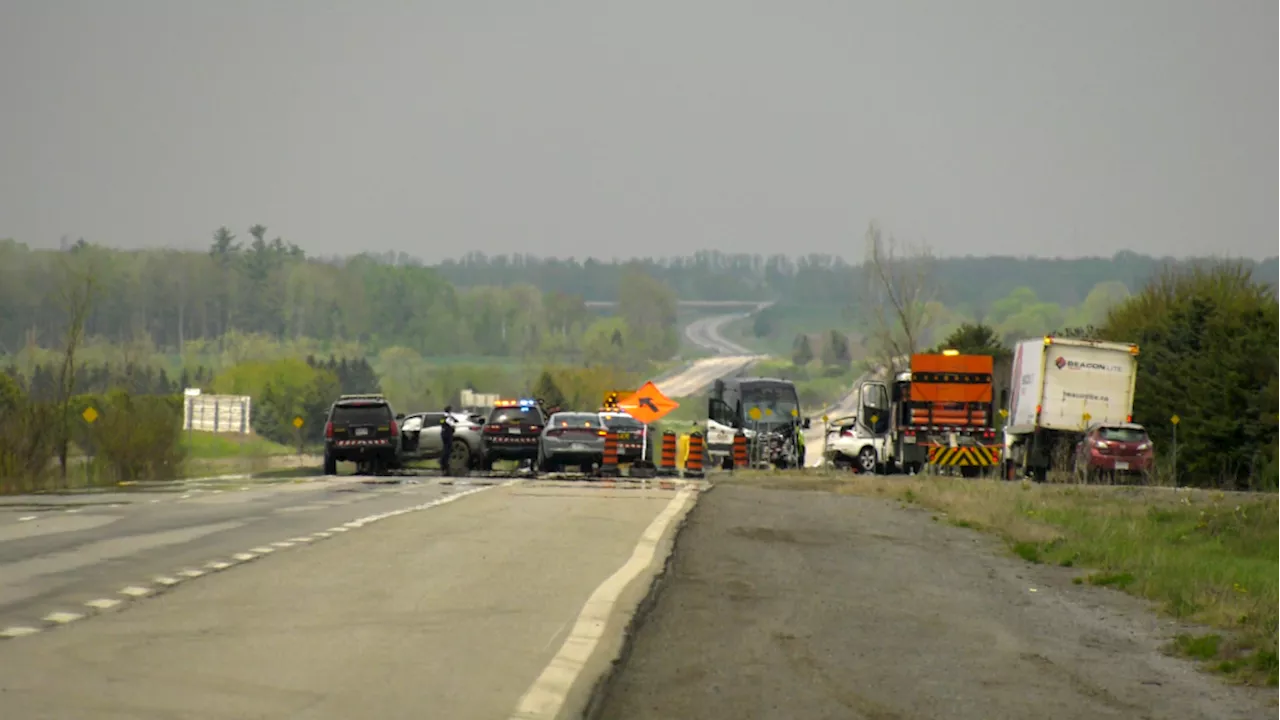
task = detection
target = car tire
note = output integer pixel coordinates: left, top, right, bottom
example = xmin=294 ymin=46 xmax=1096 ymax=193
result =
xmin=856 ymin=447 xmax=877 ymax=474
xmin=447 ymin=440 xmax=472 ymax=476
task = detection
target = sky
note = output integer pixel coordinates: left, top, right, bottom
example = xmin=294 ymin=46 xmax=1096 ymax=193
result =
xmin=0 ymin=0 xmax=1275 ymax=262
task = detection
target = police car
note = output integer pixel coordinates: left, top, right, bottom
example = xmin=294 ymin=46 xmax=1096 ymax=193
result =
xmin=480 ymin=398 xmax=547 ymax=470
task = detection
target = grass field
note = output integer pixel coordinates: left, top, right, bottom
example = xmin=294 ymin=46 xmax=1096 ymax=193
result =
xmin=779 ymin=474 xmax=1279 ymax=686
xmin=721 ymin=303 xmax=861 ymax=357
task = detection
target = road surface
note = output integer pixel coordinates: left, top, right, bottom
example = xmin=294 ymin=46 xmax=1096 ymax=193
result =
xmin=0 ymin=478 xmax=699 ymax=719
xmin=654 ymin=311 xmax=766 ymax=399
xmin=593 ymin=482 xmax=1273 ymax=720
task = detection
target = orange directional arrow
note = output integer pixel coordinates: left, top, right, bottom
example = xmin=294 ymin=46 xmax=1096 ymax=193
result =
xmin=619 ymin=381 xmax=680 ymax=425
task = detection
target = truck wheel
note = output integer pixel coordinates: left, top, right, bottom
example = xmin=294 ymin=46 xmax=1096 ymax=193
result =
xmin=323 ymin=452 xmax=337 ymax=476
xmin=856 ymin=447 xmax=877 ymax=474
xmin=960 ymin=465 xmax=981 ymax=479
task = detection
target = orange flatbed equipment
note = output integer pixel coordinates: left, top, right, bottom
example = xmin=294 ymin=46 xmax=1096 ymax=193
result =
xmin=906 ymin=353 xmax=994 ymax=428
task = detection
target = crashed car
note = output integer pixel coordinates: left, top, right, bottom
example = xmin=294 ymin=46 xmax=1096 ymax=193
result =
xmin=399 ymin=410 xmax=487 ymax=474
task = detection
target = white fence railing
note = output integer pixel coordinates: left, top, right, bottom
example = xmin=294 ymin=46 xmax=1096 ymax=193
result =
xmin=184 ymin=393 xmax=252 ymax=434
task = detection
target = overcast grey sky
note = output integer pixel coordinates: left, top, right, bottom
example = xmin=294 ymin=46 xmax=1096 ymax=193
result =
xmin=1 ymin=1 xmax=1274 ymax=262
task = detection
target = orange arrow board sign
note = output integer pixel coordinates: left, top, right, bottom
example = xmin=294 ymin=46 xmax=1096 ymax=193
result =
xmin=617 ymin=381 xmax=680 ymax=425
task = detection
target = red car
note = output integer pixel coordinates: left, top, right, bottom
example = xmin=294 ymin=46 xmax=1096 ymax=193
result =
xmin=1072 ymin=422 xmax=1155 ymax=481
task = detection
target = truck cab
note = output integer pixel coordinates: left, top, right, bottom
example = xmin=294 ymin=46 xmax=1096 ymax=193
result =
xmin=856 ymin=353 xmax=1001 ymax=476
xmin=706 ymin=377 xmax=810 ymax=469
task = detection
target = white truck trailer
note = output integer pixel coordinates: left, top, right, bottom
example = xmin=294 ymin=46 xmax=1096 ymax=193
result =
xmin=1003 ymin=336 xmax=1140 ymax=481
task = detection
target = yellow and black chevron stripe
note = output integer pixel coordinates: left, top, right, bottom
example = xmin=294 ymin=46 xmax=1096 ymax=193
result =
xmin=927 ymin=445 xmax=1001 ymax=466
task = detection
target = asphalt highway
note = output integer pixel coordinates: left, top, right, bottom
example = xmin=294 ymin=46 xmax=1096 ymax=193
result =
xmin=0 ymin=478 xmax=700 ymax=719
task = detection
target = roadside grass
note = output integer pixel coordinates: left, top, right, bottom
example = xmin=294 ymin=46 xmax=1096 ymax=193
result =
xmin=184 ymin=431 xmax=296 ymax=459
xmin=818 ymin=475 xmax=1279 ymax=686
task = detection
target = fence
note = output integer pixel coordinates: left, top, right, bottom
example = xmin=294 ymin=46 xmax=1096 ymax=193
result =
xmin=183 ymin=393 xmax=252 ymax=434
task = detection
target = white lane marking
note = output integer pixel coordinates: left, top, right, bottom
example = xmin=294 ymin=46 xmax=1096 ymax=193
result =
xmin=271 ymin=541 xmax=295 ymax=548
xmin=180 ymin=494 xmax=192 ymax=499
xmin=153 ymin=576 xmax=181 ymax=586
xmin=311 ymin=531 xmax=332 ymax=539
xmin=65 ymin=508 xmax=82 ymax=514
xmin=44 ymin=611 xmax=84 ymax=624
xmin=250 ymin=546 xmax=275 ymax=554
xmin=1 ymin=626 xmax=41 ymax=638
xmin=150 ymin=499 xmax=160 ymax=504
xmin=178 ymin=569 xmax=205 ymax=579
xmin=18 ymin=516 xmax=36 ymax=522
xmin=509 ymin=488 xmax=696 ymax=720
xmin=328 ymin=526 xmax=349 ymax=533
xmin=232 ymin=552 xmax=257 ymax=561
xmin=85 ymin=598 xmax=121 ymax=610
xmin=119 ymin=586 xmax=152 ymax=598
xmin=289 ymin=536 xmax=313 ymax=543
xmin=205 ymin=561 xmax=233 ymax=571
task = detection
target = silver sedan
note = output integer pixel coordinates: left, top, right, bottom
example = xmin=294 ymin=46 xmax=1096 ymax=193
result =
xmin=537 ymin=412 xmax=607 ymax=473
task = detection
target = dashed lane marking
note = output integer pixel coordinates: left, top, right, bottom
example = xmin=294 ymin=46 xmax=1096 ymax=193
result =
xmin=1 ymin=483 xmax=510 ymax=641
xmin=43 ymin=611 xmax=84 ymax=625
xmin=18 ymin=516 xmax=36 ymax=522
xmin=271 ymin=541 xmax=295 ymax=548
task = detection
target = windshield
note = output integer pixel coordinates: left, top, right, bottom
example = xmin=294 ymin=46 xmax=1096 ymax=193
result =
xmin=332 ymin=404 xmax=391 ymax=425
xmin=1100 ymin=427 xmax=1147 ymax=443
xmin=488 ymin=406 xmax=542 ymax=424
xmin=742 ymin=385 xmax=800 ymax=425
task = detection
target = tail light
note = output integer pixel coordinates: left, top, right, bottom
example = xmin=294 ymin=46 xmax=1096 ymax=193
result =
xmin=390 ymin=419 xmax=399 ymax=436
xmin=324 ymin=422 xmax=333 ymax=438
xmin=546 ymin=428 xmax=564 ymax=437
xmin=840 ymin=428 xmax=854 ymax=438
xmin=485 ymin=424 xmax=502 ymax=433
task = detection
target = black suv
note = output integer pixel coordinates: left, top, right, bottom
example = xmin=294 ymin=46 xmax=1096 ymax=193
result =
xmin=323 ymin=394 xmax=404 ymax=475
xmin=480 ymin=399 xmax=546 ymax=470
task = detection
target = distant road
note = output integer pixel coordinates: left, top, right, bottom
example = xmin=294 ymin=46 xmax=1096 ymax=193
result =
xmin=0 ymin=479 xmax=697 ymax=719
xmin=585 ymin=300 xmax=773 ymax=311
xmin=654 ymin=310 xmax=767 ymax=399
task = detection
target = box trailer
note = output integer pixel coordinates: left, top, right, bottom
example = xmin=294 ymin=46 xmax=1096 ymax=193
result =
xmin=1003 ymin=336 xmax=1140 ymax=481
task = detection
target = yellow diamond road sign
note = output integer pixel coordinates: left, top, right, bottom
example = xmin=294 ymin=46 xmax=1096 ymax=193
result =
xmin=293 ymin=416 xmax=304 ymax=429
xmin=81 ymin=406 xmax=98 ymax=424
xmin=1171 ymin=414 xmax=1180 ymax=426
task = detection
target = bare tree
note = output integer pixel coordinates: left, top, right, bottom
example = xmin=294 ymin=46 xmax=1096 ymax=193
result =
xmin=55 ymin=252 xmax=98 ymax=481
xmin=862 ymin=222 xmax=936 ymax=376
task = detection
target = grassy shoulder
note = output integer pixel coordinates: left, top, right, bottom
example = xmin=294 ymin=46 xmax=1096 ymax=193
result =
xmin=183 ymin=431 xmax=297 ymax=459
xmin=823 ymin=475 xmax=1278 ymax=686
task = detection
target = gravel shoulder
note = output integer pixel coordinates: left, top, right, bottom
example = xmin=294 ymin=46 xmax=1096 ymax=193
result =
xmin=594 ymin=484 xmax=1275 ymax=720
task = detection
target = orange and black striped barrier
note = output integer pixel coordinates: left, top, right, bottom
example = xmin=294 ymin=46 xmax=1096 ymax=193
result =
xmin=600 ymin=429 xmax=621 ymax=477
xmin=732 ymin=430 xmax=749 ymax=470
xmin=658 ymin=431 xmax=677 ymax=476
xmin=685 ymin=432 xmax=705 ymax=478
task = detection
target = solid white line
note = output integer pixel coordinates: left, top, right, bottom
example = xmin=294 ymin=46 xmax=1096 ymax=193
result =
xmin=328 ymin=526 xmax=349 ymax=532
xmin=1 ymin=626 xmax=40 ymax=638
xmin=119 ymin=586 xmax=151 ymax=598
xmin=509 ymin=488 xmax=696 ymax=720
xmin=85 ymin=598 xmax=121 ymax=610
xmin=44 ymin=611 xmax=84 ymax=624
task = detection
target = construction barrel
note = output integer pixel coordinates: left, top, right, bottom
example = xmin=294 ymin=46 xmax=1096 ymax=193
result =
xmin=685 ymin=432 xmax=705 ymax=478
xmin=658 ymin=431 xmax=677 ymax=476
xmin=732 ymin=430 xmax=749 ymax=470
xmin=600 ymin=429 xmax=621 ymax=477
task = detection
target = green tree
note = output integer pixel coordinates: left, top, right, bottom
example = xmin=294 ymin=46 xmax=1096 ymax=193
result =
xmin=531 ymin=370 xmax=566 ymax=409
xmin=618 ymin=266 xmax=679 ymax=362
xmin=931 ymin=323 xmax=1010 ymax=360
xmin=792 ymin=333 xmax=814 ymax=366
xmin=1101 ymin=262 xmax=1278 ymax=490
xmin=821 ymin=330 xmax=851 ymax=369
